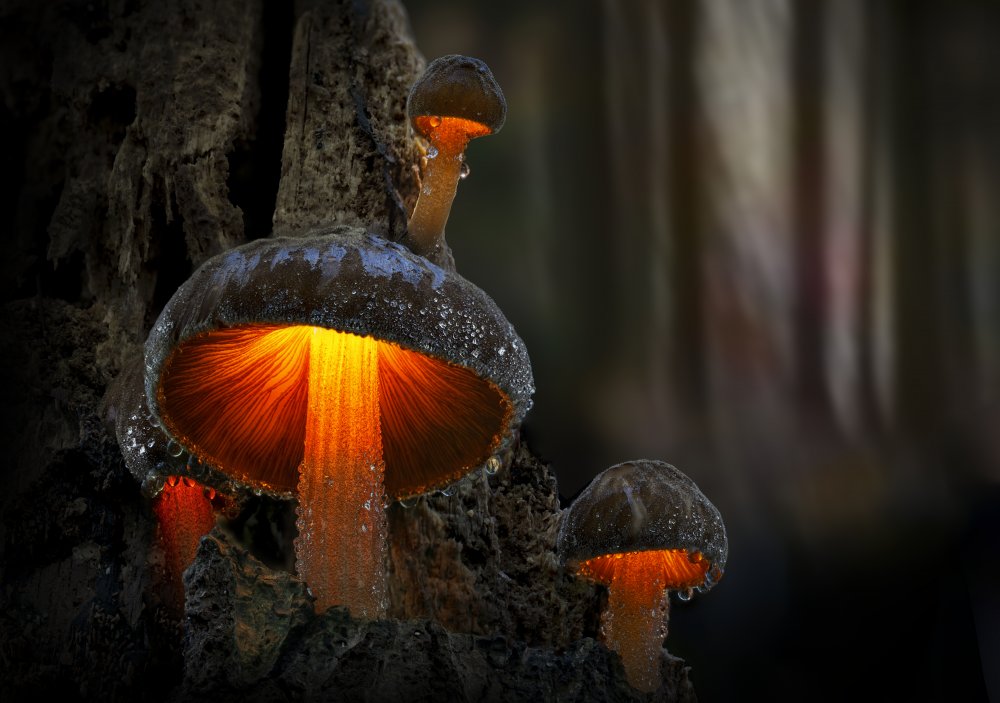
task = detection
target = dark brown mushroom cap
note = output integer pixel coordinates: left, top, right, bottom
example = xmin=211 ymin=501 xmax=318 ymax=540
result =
xmin=108 ymin=357 xmax=191 ymax=496
xmin=407 ymin=54 xmax=506 ymax=135
xmin=140 ymin=225 xmax=533 ymax=500
xmin=557 ymin=460 xmax=728 ymax=580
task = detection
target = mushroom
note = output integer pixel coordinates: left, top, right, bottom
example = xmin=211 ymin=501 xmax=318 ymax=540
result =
xmin=136 ymin=225 xmax=533 ymax=618
xmin=557 ymin=460 xmax=728 ymax=693
xmin=404 ymin=54 xmax=506 ymax=262
xmin=107 ymin=357 xmax=228 ymax=613
xmin=153 ymin=475 xmax=222 ymax=612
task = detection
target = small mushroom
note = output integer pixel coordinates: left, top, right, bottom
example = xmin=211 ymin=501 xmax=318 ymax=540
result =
xmin=134 ymin=225 xmax=533 ymax=618
xmin=107 ymin=358 xmax=229 ymax=614
xmin=153 ymin=475 xmax=223 ymax=612
xmin=404 ymin=54 xmax=506 ymax=262
xmin=557 ymin=460 xmax=728 ymax=693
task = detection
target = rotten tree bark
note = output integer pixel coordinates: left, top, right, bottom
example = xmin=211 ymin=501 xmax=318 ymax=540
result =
xmin=0 ymin=1 xmax=695 ymax=701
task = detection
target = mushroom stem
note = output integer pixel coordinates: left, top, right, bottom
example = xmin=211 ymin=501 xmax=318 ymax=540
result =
xmin=406 ymin=117 xmax=489 ymax=259
xmin=153 ymin=476 xmax=217 ymax=614
xmin=296 ymin=327 xmax=388 ymax=617
xmin=407 ymin=142 xmax=466 ymax=257
xmin=602 ymin=562 xmax=671 ymax=693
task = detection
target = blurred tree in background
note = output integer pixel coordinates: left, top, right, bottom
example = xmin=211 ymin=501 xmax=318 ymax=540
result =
xmin=405 ymin=1 xmax=999 ymax=700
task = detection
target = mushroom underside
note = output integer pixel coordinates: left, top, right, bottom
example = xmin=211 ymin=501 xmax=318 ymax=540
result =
xmin=157 ymin=323 xmax=512 ymax=498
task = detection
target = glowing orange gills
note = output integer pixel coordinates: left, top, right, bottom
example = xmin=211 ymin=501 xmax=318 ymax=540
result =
xmin=158 ymin=324 xmax=511 ymax=498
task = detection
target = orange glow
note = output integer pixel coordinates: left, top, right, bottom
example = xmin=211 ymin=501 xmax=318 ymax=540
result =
xmin=578 ymin=548 xmax=710 ymax=590
xmin=153 ymin=476 xmax=217 ymax=613
xmin=413 ymin=115 xmax=492 ymax=152
xmin=406 ymin=116 xmax=493 ymax=255
xmin=159 ymin=324 xmax=512 ymax=617
xmin=297 ymin=328 xmax=386 ymax=616
xmin=158 ymin=324 xmax=510 ymax=497
xmin=578 ymin=550 xmax=709 ymax=693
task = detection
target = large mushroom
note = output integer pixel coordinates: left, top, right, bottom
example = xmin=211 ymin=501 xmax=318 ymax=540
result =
xmin=404 ymin=54 xmax=506 ymax=262
xmin=557 ymin=460 xmax=728 ymax=693
xmin=130 ymin=225 xmax=533 ymax=618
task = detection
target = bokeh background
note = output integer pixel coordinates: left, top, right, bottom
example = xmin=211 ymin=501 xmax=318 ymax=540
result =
xmin=403 ymin=0 xmax=999 ymax=700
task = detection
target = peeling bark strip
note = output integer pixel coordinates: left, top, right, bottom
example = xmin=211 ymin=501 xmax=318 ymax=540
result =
xmin=273 ymin=0 xmax=424 ymax=239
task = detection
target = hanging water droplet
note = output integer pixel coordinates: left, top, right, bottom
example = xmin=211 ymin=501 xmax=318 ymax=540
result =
xmin=485 ymin=455 xmax=501 ymax=475
xmin=459 ymin=161 xmax=471 ymax=179
xmin=677 ymin=588 xmax=694 ymax=602
xmin=166 ymin=440 xmax=183 ymax=458
xmin=399 ymin=496 xmax=417 ymax=508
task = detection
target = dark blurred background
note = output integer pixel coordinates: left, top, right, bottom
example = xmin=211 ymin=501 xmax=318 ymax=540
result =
xmin=403 ymin=0 xmax=999 ymax=700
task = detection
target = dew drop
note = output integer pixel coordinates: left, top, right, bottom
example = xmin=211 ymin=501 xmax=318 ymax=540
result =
xmin=485 ymin=455 xmax=501 ymax=475
xmin=428 ymin=115 xmax=442 ymax=128
xmin=166 ymin=440 xmax=184 ymax=458
xmin=459 ymin=161 xmax=471 ymax=179
xmin=440 ymin=485 xmax=454 ymax=497
xmin=677 ymin=587 xmax=694 ymax=602
xmin=399 ymin=496 xmax=417 ymax=509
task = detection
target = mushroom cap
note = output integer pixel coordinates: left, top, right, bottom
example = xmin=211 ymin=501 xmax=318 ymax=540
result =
xmin=557 ymin=460 xmax=728 ymax=585
xmin=109 ymin=356 xmax=190 ymax=497
xmin=139 ymin=225 xmax=533 ymax=501
xmin=407 ymin=54 xmax=506 ymax=135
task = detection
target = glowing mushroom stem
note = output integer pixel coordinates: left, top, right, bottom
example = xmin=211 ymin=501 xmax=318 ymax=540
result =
xmin=295 ymin=327 xmax=388 ymax=617
xmin=153 ymin=476 xmax=218 ymax=613
xmin=580 ymin=549 xmax=709 ymax=693
xmin=406 ymin=116 xmax=489 ymax=258
xmin=602 ymin=566 xmax=671 ymax=693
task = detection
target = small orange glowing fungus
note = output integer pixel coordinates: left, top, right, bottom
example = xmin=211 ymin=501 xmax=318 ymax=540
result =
xmin=557 ymin=460 xmax=728 ymax=693
xmin=405 ymin=54 xmax=506 ymax=261
xmin=139 ymin=228 xmax=534 ymax=619
xmin=153 ymin=476 xmax=222 ymax=613
xmin=107 ymin=357 xmax=233 ymax=615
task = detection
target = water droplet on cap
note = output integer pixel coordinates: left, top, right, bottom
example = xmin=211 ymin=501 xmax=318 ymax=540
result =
xmin=485 ymin=455 xmax=501 ymax=475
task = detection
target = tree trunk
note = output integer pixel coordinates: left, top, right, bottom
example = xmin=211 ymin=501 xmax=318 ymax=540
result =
xmin=0 ymin=2 xmax=695 ymax=700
